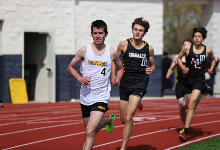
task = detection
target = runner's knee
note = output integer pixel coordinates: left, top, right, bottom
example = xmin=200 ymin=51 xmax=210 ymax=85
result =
xmin=188 ymin=102 xmax=196 ymax=110
xmin=85 ymin=128 xmax=95 ymax=137
xmin=125 ymin=115 xmax=133 ymax=124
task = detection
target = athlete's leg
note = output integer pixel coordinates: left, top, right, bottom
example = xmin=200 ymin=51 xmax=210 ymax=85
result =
xmin=121 ymin=96 xmax=141 ymax=150
xmin=120 ymin=100 xmax=128 ymax=124
xmin=83 ymin=111 xmax=112 ymax=150
xmin=195 ymin=93 xmax=203 ymax=109
xmin=185 ymin=89 xmax=201 ymax=128
xmin=177 ymin=95 xmax=187 ymax=125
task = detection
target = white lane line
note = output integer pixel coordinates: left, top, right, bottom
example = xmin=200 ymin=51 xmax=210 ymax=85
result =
xmin=2 ymin=131 xmax=85 ymax=150
xmin=0 ymin=122 xmax=83 ymax=136
xmin=2 ymin=119 xmax=220 ymax=150
xmin=0 ymin=115 xmax=81 ymax=126
xmin=1 ymin=111 xmax=220 ymax=137
xmin=93 ymin=120 xmax=220 ymax=148
xmin=164 ymin=133 xmax=220 ymax=150
xmin=0 ymin=106 xmax=78 ymax=114
xmin=0 ymin=110 xmax=180 ymax=126
xmin=0 ymin=110 xmax=74 ymax=119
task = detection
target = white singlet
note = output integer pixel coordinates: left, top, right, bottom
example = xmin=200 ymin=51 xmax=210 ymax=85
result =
xmin=80 ymin=44 xmax=112 ymax=106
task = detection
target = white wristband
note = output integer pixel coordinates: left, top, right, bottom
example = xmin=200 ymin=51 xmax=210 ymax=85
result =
xmin=150 ymin=69 xmax=152 ymax=73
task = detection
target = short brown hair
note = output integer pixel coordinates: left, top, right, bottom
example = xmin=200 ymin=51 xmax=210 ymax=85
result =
xmin=132 ymin=17 xmax=150 ymax=32
xmin=182 ymin=39 xmax=193 ymax=45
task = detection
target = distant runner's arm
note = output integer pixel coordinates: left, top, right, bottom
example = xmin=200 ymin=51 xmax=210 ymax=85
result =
xmin=177 ymin=46 xmax=189 ymax=74
xmin=166 ymin=55 xmax=178 ymax=79
xmin=207 ymin=48 xmax=216 ymax=75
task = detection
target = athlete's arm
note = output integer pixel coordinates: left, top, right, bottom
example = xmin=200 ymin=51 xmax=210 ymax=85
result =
xmin=110 ymin=48 xmax=124 ymax=86
xmin=166 ymin=55 xmax=178 ymax=79
xmin=146 ymin=45 xmax=156 ymax=75
xmin=177 ymin=45 xmax=189 ymax=74
xmin=111 ymin=41 xmax=126 ymax=85
xmin=67 ymin=46 xmax=91 ymax=85
xmin=207 ymin=48 xmax=216 ymax=75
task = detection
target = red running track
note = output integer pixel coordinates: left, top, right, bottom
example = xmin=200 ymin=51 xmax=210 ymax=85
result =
xmin=0 ymin=97 xmax=220 ymax=150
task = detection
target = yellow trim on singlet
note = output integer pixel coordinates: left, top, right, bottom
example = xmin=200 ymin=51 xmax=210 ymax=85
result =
xmin=129 ymin=38 xmax=147 ymax=48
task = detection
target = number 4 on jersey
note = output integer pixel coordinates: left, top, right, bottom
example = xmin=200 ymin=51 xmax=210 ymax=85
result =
xmin=101 ymin=68 xmax=106 ymax=76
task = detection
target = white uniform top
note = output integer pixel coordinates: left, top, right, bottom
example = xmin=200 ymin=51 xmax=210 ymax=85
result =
xmin=80 ymin=44 xmax=112 ymax=106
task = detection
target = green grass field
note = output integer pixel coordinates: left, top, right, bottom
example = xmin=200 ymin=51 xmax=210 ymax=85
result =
xmin=178 ymin=136 xmax=220 ymax=150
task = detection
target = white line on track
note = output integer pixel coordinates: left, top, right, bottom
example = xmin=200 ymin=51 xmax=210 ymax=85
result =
xmin=0 ymin=115 xmax=81 ymax=126
xmin=2 ymin=131 xmax=85 ymax=150
xmin=164 ymin=133 xmax=220 ymax=150
xmin=0 ymin=110 xmax=74 ymax=119
xmin=0 ymin=122 xmax=83 ymax=136
xmin=0 ymin=106 xmax=78 ymax=114
xmin=93 ymin=120 xmax=220 ymax=148
xmin=2 ymin=118 xmax=220 ymax=150
xmin=1 ymin=111 xmax=220 ymax=137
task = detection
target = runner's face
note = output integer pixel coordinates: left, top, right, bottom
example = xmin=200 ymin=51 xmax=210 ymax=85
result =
xmin=132 ymin=24 xmax=146 ymax=40
xmin=193 ymin=32 xmax=204 ymax=45
xmin=91 ymin=27 xmax=107 ymax=45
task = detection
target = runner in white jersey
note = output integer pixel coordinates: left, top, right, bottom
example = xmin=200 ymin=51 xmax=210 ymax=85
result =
xmin=80 ymin=44 xmax=112 ymax=105
xmin=67 ymin=20 xmax=123 ymax=150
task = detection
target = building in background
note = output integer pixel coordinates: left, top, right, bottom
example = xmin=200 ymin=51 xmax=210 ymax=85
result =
xmin=0 ymin=0 xmax=219 ymax=103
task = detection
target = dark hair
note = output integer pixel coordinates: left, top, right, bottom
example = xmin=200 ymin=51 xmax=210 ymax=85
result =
xmin=132 ymin=17 xmax=150 ymax=32
xmin=192 ymin=27 xmax=207 ymax=39
xmin=182 ymin=39 xmax=193 ymax=45
xmin=163 ymin=52 xmax=168 ymax=55
xmin=91 ymin=20 xmax=108 ymax=34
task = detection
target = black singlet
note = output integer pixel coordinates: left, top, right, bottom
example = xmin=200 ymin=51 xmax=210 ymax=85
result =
xmin=185 ymin=44 xmax=207 ymax=82
xmin=120 ymin=38 xmax=149 ymax=89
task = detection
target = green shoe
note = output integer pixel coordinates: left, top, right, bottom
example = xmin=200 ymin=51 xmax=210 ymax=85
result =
xmin=194 ymin=109 xmax=196 ymax=114
xmin=179 ymin=127 xmax=185 ymax=134
xmin=106 ymin=113 xmax=116 ymax=133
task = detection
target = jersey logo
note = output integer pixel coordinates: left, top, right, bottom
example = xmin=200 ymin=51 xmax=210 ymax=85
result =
xmin=88 ymin=60 xmax=107 ymax=66
xmin=141 ymin=58 xmax=148 ymax=66
xmin=191 ymin=58 xmax=201 ymax=69
xmin=129 ymin=53 xmax=146 ymax=59
xmin=200 ymin=55 xmax=206 ymax=62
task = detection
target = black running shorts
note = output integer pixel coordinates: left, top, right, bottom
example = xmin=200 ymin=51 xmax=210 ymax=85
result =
xmin=185 ymin=82 xmax=207 ymax=94
xmin=80 ymin=102 xmax=109 ymax=118
xmin=175 ymin=82 xmax=186 ymax=99
xmin=119 ymin=87 xmax=147 ymax=101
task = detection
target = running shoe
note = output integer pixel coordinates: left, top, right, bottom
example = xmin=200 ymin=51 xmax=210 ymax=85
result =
xmin=179 ymin=127 xmax=185 ymax=134
xmin=106 ymin=113 xmax=116 ymax=133
xmin=179 ymin=132 xmax=187 ymax=142
xmin=138 ymin=101 xmax=143 ymax=111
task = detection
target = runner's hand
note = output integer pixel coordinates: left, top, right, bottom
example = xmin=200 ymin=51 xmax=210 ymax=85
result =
xmin=78 ymin=76 xmax=91 ymax=85
xmin=145 ymin=66 xmax=152 ymax=75
xmin=208 ymin=68 xmax=213 ymax=75
xmin=166 ymin=69 xmax=172 ymax=79
xmin=111 ymin=76 xmax=120 ymax=86
xmin=183 ymin=67 xmax=189 ymax=74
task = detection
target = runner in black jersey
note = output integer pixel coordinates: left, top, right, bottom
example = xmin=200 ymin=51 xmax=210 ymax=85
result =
xmin=111 ymin=17 xmax=156 ymax=150
xmin=166 ymin=39 xmax=203 ymax=135
xmin=177 ymin=27 xmax=216 ymax=142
